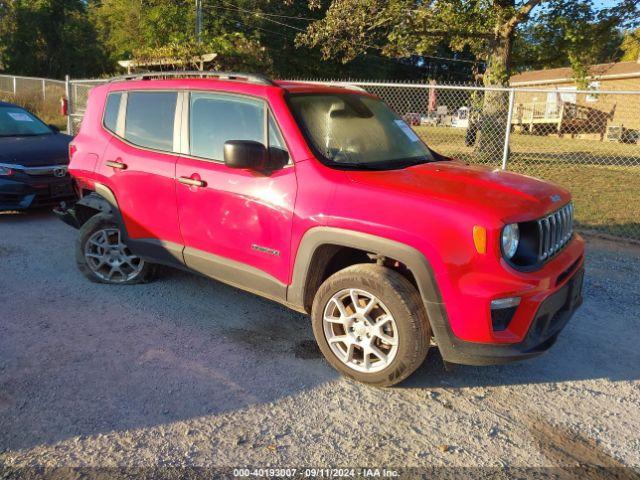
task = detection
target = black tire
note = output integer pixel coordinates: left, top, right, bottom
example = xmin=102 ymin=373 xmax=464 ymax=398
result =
xmin=311 ymin=264 xmax=430 ymax=387
xmin=75 ymin=213 xmax=156 ymax=285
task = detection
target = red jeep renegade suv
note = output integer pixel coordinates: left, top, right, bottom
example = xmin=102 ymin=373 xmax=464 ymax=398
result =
xmin=57 ymin=72 xmax=585 ymax=386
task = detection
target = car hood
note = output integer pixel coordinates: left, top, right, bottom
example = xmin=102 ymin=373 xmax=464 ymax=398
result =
xmin=345 ymin=160 xmax=570 ymax=222
xmin=0 ymin=133 xmax=72 ymax=167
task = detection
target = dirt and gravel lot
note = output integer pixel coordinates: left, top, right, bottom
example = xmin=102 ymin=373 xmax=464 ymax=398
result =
xmin=1 ymin=211 xmax=639 ymax=473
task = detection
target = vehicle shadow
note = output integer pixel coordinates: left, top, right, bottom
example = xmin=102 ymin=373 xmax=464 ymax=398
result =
xmin=1 ymin=214 xmax=638 ymax=453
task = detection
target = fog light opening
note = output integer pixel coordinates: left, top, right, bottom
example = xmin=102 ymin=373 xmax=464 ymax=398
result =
xmin=491 ymin=297 xmax=521 ymax=310
xmin=490 ymin=297 xmax=521 ymax=331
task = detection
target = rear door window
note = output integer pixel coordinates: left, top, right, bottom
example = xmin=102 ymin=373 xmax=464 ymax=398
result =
xmin=124 ymin=91 xmax=177 ymax=151
xmin=189 ymin=93 xmax=264 ymax=161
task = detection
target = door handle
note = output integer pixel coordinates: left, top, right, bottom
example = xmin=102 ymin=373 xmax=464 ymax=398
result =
xmin=178 ymin=176 xmax=206 ymax=187
xmin=106 ymin=160 xmax=127 ymax=170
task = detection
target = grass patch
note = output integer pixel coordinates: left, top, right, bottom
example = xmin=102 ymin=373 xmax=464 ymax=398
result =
xmin=415 ymin=126 xmax=640 ymax=241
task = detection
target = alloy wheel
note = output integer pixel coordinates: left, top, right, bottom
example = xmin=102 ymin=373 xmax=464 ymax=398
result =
xmin=84 ymin=228 xmax=144 ymax=283
xmin=322 ymin=288 xmax=399 ymax=373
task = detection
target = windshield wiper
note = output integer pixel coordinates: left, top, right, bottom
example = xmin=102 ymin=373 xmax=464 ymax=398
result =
xmin=333 ymin=156 xmax=433 ymax=171
xmin=330 ymin=161 xmax=392 ymax=171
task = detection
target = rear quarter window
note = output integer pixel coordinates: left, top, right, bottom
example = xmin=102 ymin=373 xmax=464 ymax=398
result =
xmin=103 ymin=92 xmax=122 ymax=133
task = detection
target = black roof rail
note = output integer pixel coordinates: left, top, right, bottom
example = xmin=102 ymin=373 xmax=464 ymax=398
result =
xmin=108 ymin=70 xmax=276 ymax=86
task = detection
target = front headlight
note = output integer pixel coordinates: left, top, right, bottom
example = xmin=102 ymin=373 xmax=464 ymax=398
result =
xmin=501 ymin=223 xmax=520 ymax=259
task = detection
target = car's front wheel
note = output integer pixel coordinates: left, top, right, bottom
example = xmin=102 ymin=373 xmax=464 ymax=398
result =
xmin=76 ymin=213 xmax=155 ymax=284
xmin=311 ymin=264 xmax=430 ymax=387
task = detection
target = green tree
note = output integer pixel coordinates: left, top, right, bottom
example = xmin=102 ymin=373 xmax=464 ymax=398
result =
xmin=0 ymin=0 xmax=106 ymax=78
xmin=513 ymin=3 xmax=623 ymax=86
xmin=295 ymin=0 xmax=551 ymax=87
xmin=620 ymin=29 xmax=640 ymax=61
xmin=88 ymin=0 xmax=272 ymax=73
xmin=293 ymin=0 xmax=550 ymax=159
xmin=194 ymin=0 xmax=430 ymax=79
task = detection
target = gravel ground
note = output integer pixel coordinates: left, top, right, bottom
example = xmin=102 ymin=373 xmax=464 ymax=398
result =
xmin=1 ymin=211 xmax=639 ymax=473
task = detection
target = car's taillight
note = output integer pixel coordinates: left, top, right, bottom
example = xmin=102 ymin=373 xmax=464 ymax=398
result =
xmin=69 ymin=143 xmax=77 ymax=161
xmin=0 ymin=165 xmax=14 ymax=176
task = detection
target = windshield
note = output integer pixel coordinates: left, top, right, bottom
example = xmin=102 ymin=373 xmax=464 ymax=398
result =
xmin=288 ymin=93 xmax=434 ymax=169
xmin=0 ymin=106 xmax=52 ymax=137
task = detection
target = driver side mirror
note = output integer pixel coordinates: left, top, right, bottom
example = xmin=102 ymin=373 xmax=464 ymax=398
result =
xmin=224 ymin=140 xmax=288 ymax=173
xmin=224 ymin=140 xmax=267 ymax=171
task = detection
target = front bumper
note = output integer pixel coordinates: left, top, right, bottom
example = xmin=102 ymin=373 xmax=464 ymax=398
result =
xmin=0 ymin=175 xmax=75 ymax=211
xmin=431 ymin=266 xmax=584 ymax=366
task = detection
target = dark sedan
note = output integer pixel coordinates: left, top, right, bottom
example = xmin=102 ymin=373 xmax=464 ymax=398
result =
xmin=0 ymin=101 xmax=75 ymax=211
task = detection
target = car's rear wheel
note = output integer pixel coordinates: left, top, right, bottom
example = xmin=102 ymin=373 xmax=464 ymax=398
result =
xmin=311 ymin=264 xmax=430 ymax=387
xmin=76 ymin=213 xmax=155 ymax=284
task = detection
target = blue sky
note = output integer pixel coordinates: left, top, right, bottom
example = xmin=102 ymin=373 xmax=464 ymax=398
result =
xmin=592 ymin=0 xmax=618 ymax=9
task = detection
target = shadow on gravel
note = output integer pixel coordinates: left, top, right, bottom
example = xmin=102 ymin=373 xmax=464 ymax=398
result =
xmin=1 ymin=212 xmax=639 ymax=453
xmin=1 ymin=266 xmax=337 ymax=451
xmin=403 ymin=315 xmax=639 ymax=390
xmin=1 ymin=212 xmax=337 ymax=451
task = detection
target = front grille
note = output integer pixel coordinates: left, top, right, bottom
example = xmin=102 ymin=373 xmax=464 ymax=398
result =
xmin=537 ymin=202 xmax=574 ymax=262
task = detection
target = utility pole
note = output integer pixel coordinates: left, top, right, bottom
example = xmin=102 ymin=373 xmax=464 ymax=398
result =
xmin=195 ymin=0 xmax=202 ymax=42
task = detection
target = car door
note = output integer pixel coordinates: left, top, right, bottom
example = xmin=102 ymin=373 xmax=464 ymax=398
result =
xmin=97 ymin=90 xmax=183 ymax=265
xmin=175 ymin=91 xmax=296 ymax=299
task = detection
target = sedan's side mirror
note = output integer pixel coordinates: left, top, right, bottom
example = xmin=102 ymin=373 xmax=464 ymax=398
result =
xmin=49 ymin=124 xmax=60 ymax=134
xmin=224 ymin=140 xmax=268 ymax=171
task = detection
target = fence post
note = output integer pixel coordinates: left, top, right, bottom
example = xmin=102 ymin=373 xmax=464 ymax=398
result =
xmin=12 ymin=76 xmax=17 ymax=95
xmin=42 ymin=78 xmax=46 ymax=100
xmin=65 ymin=75 xmax=72 ymax=135
xmin=502 ymin=88 xmax=515 ymax=170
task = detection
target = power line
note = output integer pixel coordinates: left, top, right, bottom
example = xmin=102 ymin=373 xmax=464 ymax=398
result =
xmin=216 ymin=1 xmax=309 ymax=32
xmin=201 ymin=3 xmax=476 ymax=74
xmin=227 ymin=15 xmax=296 ymax=40
xmin=200 ymin=4 xmax=298 ymax=40
xmin=209 ymin=1 xmax=317 ymax=22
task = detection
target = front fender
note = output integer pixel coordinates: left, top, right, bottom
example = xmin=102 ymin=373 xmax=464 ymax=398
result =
xmin=287 ymin=226 xmax=445 ymax=309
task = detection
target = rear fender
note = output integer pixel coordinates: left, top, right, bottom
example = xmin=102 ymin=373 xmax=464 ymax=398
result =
xmin=53 ymin=185 xmax=116 ymax=229
xmin=93 ymin=184 xmax=185 ymax=268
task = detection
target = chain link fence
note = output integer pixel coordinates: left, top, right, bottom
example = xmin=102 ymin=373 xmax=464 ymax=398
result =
xmin=8 ymin=74 xmax=638 ymax=242
xmin=296 ymin=80 xmax=640 ymax=242
xmin=66 ymin=78 xmax=109 ymax=134
xmin=0 ymin=74 xmax=66 ymax=127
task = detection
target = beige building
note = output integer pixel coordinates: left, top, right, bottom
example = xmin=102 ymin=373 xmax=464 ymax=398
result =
xmin=509 ymin=60 xmax=640 ymax=140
